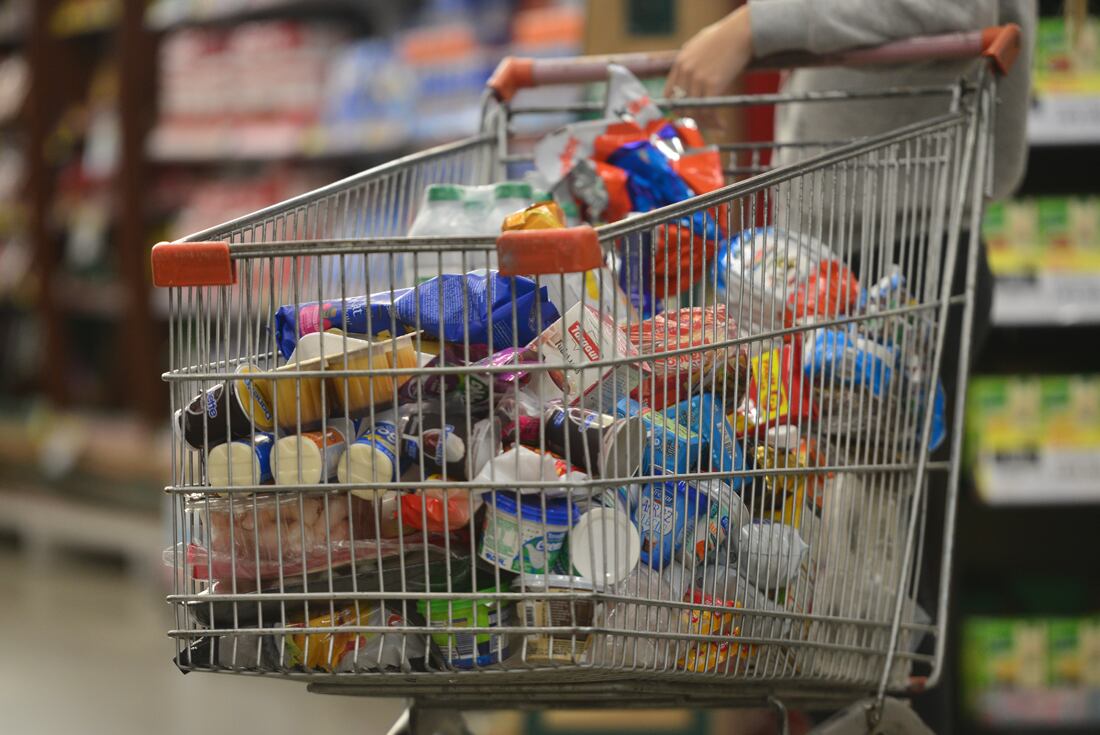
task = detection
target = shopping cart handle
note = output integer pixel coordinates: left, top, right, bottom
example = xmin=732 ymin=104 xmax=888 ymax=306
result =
xmin=487 ymin=24 xmax=1022 ymax=102
xmin=150 ymin=241 xmax=236 ymax=287
xmin=496 ymin=226 xmax=603 ymax=277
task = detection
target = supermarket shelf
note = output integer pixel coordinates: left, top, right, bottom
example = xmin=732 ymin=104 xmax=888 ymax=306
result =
xmin=1028 ymin=93 xmax=1100 ymax=147
xmin=147 ymin=122 xmax=414 ymax=165
xmin=0 ymin=27 xmax=23 ymax=48
xmin=991 ymin=276 xmax=1100 ymax=326
xmin=974 ymin=457 xmax=1100 ymax=505
xmin=970 ymin=689 xmax=1100 ymax=732
xmin=0 ymin=408 xmax=170 ymax=487
xmin=145 ymin=0 xmax=400 ymax=32
xmin=49 ymin=0 xmax=120 ymax=39
xmin=51 ymin=273 xmax=127 ymax=319
xmin=0 ymin=489 xmax=162 ymax=577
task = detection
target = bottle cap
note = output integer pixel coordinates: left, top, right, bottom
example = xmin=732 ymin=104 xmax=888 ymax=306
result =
xmin=493 ymin=182 xmax=532 ymax=200
xmin=426 ymin=184 xmax=463 ymax=202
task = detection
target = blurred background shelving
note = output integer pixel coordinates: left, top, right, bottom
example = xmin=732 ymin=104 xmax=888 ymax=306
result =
xmin=957 ymin=2 xmax=1100 ymax=733
xmin=0 ymin=0 xmax=586 ymax=574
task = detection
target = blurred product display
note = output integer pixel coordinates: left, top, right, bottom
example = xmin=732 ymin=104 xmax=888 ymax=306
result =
xmin=985 ymin=196 xmax=1100 ymax=324
xmin=963 ymin=616 xmax=1100 ymax=727
xmin=967 ymin=375 xmax=1100 ymax=504
xmin=1029 ymin=13 xmax=1100 ymax=145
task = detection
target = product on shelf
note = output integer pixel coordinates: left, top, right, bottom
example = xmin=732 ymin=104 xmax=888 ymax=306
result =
xmin=967 ymin=374 xmax=1100 ymax=504
xmin=963 ymin=616 xmax=1100 ymax=727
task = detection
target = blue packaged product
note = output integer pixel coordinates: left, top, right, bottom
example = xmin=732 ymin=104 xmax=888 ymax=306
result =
xmin=633 ymin=480 xmax=707 ymax=570
xmin=606 ymin=140 xmax=696 ymax=212
xmin=803 ymin=328 xmax=897 ymax=396
xmin=616 ymin=231 xmax=660 ymax=319
xmin=273 ymin=270 xmax=559 ymax=359
xmin=664 ymin=393 xmax=745 ymax=490
xmin=615 ymin=397 xmax=701 ymax=476
xmin=929 ymin=380 xmax=946 ymax=453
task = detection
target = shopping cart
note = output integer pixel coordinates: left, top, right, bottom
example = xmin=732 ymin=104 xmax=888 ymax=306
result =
xmin=151 ymin=24 xmax=1021 ymax=735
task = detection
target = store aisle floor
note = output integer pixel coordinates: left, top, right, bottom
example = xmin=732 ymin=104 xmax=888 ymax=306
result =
xmin=0 ymin=549 xmax=406 ymax=735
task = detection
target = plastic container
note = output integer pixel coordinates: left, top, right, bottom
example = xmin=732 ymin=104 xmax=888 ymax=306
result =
xmin=408 ymin=184 xmax=465 ymax=237
xmin=512 ymin=574 xmax=595 ymax=664
xmin=273 ymin=419 xmax=357 ymax=485
xmin=417 ymin=587 xmax=511 ymax=669
xmin=633 ymin=481 xmax=707 ymax=570
xmin=186 ymin=491 xmax=384 ymax=586
xmin=568 ymin=506 xmax=640 ymax=586
xmin=338 ymin=411 xmax=404 ymax=491
xmin=206 ymin=433 xmax=274 ymax=487
xmin=478 ymin=492 xmax=577 ymax=574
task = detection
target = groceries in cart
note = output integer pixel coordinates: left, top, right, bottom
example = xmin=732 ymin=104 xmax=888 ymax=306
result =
xmin=169 ymin=66 xmax=946 ymax=678
xmin=170 ymin=254 xmax=942 ymax=673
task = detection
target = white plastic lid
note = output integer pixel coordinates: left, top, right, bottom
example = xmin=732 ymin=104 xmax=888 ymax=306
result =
xmin=339 ymin=440 xmax=396 ymax=486
xmin=765 ymin=424 xmax=800 ymax=451
xmin=569 ymin=506 xmax=640 ymax=586
xmin=274 ymin=435 xmax=323 ymax=485
xmin=207 ymin=441 xmax=261 ymax=487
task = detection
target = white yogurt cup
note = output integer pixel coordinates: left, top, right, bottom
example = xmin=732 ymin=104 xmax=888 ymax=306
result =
xmin=569 ymin=505 xmax=641 ymax=586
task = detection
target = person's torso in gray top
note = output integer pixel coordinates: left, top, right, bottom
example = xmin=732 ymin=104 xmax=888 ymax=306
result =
xmin=750 ymin=0 xmax=1036 ymax=201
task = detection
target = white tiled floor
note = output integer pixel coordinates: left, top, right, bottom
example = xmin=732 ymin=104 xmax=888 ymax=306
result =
xmin=0 ymin=550 xmax=407 ymax=735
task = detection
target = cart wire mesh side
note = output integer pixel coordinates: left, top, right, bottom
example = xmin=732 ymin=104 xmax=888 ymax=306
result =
xmin=153 ymin=30 xmax=1012 ymax=716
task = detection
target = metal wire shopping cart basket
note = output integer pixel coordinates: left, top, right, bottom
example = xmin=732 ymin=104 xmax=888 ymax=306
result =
xmin=152 ymin=24 xmax=1022 ymax=735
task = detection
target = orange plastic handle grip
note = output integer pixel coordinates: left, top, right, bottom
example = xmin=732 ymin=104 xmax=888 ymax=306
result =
xmin=497 ymin=226 xmax=603 ymax=276
xmin=150 ymin=241 xmax=236 ymax=287
xmin=981 ymin=23 xmax=1022 ymax=76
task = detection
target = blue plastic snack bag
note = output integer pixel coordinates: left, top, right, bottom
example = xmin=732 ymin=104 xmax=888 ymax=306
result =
xmin=803 ymin=328 xmax=897 ymax=397
xmin=606 ymin=140 xmax=696 ymax=212
xmin=273 ymin=270 xmax=559 ymax=359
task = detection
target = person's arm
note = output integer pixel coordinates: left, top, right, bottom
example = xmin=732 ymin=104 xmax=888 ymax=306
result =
xmin=666 ymin=0 xmax=994 ymax=99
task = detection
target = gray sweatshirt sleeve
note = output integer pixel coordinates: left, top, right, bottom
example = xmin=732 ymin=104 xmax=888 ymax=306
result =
xmin=749 ymin=0 xmax=996 ymax=57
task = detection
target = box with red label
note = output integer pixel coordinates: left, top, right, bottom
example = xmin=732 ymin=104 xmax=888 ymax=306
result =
xmin=527 ymin=302 xmax=647 ymax=412
xmin=733 ymin=336 xmax=816 ymax=439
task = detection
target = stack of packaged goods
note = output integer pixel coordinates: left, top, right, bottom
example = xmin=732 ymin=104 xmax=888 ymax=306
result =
xmin=151 ymin=21 xmax=347 ymax=159
xmin=173 ymin=68 xmax=941 ymax=679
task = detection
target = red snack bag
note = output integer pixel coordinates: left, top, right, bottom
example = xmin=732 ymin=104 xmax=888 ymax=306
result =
xmin=672 ymin=147 xmax=724 ymax=196
xmin=593 ymin=160 xmax=632 ymax=223
xmin=787 ymin=260 xmax=860 ymax=326
xmin=593 ymin=121 xmax=649 ymax=161
xmin=628 ymin=304 xmax=745 ymax=410
xmin=733 ymin=336 xmax=816 ymax=439
xmin=672 ymin=146 xmax=729 ymax=236
xmin=672 ymin=119 xmax=706 ymax=149
xmin=650 ymin=221 xmax=719 ymax=299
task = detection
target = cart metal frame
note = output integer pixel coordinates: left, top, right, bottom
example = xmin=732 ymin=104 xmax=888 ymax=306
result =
xmin=153 ymin=25 xmax=1021 ymax=735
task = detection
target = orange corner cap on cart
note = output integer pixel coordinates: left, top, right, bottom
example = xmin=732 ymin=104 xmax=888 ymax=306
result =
xmin=497 ymin=225 xmax=603 ymax=276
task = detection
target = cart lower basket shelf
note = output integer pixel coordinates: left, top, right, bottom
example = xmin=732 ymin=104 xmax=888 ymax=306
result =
xmin=153 ymin=26 xmax=1019 ymax=730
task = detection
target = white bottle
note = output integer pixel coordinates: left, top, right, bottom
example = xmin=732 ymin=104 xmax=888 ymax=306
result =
xmin=410 ymin=184 xmax=466 ymax=281
xmin=408 ymin=184 xmax=464 ymax=238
